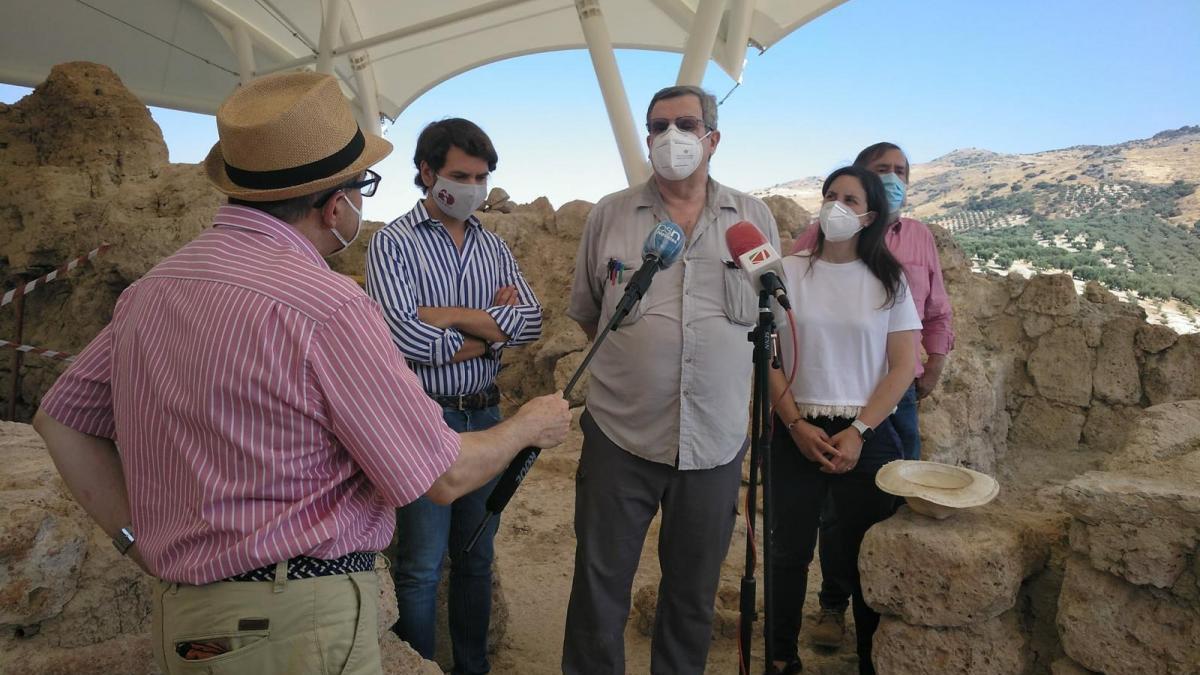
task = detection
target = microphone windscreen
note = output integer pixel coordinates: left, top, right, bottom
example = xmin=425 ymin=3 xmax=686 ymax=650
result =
xmin=643 ymin=220 xmax=686 ymax=268
xmin=725 ymin=221 xmax=768 ymax=264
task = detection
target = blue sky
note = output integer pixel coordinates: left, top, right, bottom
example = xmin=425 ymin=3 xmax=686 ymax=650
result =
xmin=3 ymin=0 xmax=1198 ymax=222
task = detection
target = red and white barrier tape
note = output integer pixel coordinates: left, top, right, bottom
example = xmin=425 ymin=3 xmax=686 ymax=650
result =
xmin=0 ymin=339 xmax=76 ymax=362
xmin=1 ymin=243 xmax=111 ymax=307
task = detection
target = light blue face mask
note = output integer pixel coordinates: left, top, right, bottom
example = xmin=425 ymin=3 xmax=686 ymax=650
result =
xmin=879 ymin=171 xmax=906 ymax=216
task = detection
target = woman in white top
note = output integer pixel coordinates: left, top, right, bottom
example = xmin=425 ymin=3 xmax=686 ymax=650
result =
xmin=766 ymin=166 xmax=921 ymax=675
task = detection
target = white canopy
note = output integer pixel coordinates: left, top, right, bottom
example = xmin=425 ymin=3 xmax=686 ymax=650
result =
xmin=1 ymin=0 xmax=844 ymax=183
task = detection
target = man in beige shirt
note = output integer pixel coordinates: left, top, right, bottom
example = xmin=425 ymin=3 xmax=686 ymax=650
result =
xmin=563 ymin=85 xmax=780 ymax=674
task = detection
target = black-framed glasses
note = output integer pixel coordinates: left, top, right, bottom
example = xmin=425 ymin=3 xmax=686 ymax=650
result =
xmin=647 ymin=116 xmax=710 ymax=135
xmin=315 ymin=169 xmax=382 ymax=207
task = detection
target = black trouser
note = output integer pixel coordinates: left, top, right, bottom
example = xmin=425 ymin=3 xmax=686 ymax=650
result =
xmin=767 ymin=415 xmax=901 ymax=675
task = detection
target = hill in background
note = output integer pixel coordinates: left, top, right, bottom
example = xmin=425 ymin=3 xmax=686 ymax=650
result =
xmin=755 ymin=126 xmax=1200 ymax=332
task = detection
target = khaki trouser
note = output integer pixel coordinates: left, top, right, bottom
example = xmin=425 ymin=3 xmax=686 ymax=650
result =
xmin=152 ymin=561 xmax=381 ymax=675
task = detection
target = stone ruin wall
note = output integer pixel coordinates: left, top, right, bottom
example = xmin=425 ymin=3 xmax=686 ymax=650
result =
xmin=1 ymin=63 xmax=1198 ymax=673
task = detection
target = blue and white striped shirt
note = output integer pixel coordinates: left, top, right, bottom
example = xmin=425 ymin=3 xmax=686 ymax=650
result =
xmin=366 ymin=200 xmax=542 ymax=396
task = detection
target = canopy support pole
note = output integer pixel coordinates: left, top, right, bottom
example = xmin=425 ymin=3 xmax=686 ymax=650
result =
xmin=340 ymin=21 xmax=382 ymax=136
xmin=722 ymin=0 xmax=755 ymax=82
xmin=676 ymin=0 xmax=727 ymax=85
xmin=576 ymin=0 xmax=650 ymax=187
xmin=232 ymin=24 xmax=256 ymax=84
xmin=187 ymin=0 xmax=299 ymax=67
xmin=316 ymin=0 xmax=347 ymax=74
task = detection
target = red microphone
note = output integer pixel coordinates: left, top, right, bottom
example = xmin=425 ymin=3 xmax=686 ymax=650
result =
xmin=725 ymin=221 xmax=791 ymax=310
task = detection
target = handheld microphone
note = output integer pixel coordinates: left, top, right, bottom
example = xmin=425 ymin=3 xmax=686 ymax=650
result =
xmin=609 ymin=220 xmax=686 ymax=328
xmin=464 ymin=220 xmax=685 ymax=553
xmin=725 ymin=221 xmax=791 ymax=310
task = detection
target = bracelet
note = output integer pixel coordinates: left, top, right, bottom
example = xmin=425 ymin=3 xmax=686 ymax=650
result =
xmin=785 ymin=417 xmax=802 ymax=431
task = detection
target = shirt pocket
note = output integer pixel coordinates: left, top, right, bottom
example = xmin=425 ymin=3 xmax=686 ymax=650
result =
xmin=598 ymin=258 xmax=647 ymax=328
xmin=722 ymin=264 xmax=758 ymax=326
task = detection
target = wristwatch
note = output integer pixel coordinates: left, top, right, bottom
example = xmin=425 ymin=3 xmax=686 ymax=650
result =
xmin=850 ymin=419 xmax=875 ymax=442
xmin=112 ymin=525 xmax=135 ymax=555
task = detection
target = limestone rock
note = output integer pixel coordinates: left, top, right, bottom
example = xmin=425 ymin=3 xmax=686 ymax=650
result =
xmin=1027 ymin=326 xmax=1093 ymax=406
xmin=1083 ymin=280 xmax=1118 ymax=304
xmin=1009 ymin=396 xmax=1085 ymax=451
xmin=1082 ymin=401 xmax=1136 ymax=453
xmin=1092 ymin=316 xmax=1143 ymax=405
xmin=1061 ymin=469 xmax=1200 ymax=593
xmin=1016 ymin=274 xmax=1079 ymax=316
xmin=871 ymin=611 xmax=1031 ymax=675
xmin=918 ymin=350 xmax=1011 ymax=474
xmin=552 ymin=199 xmax=593 ymax=240
xmin=860 ymin=507 xmax=1057 ymax=627
xmin=1143 ymin=333 xmax=1200 ymax=405
xmin=1022 ymin=313 xmax=1057 ymax=338
xmin=1104 ymin=400 xmax=1200 ymax=473
xmin=762 ymin=194 xmax=811 ymax=239
xmin=1137 ymin=322 xmax=1179 ymax=353
xmin=1051 ymin=657 xmax=1098 ymax=675
xmin=1057 ymin=556 xmax=1200 ymax=675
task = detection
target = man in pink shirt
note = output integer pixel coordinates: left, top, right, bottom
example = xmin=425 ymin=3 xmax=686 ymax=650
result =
xmin=33 ymin=72 xmax=569 ymax=674
xmin=791 ymin=142 xmax=954 ymax=648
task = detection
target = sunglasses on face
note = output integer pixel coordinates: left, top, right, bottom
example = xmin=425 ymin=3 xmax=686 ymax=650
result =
xmin=646 ymin=116 xmax=710 ymax=135
xmin=315 ymin=169 xmax=381 ymax=208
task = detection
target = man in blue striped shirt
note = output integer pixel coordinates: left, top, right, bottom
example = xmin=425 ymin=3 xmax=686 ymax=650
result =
xmin=366 ymin=118 xmax=542 ymax=675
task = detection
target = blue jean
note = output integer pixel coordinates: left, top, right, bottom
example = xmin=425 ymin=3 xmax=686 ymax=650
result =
xmin=891 ymin=382 xmax=921 ymax=461
xmin=392 ymin=405 xmax=501 ymax=675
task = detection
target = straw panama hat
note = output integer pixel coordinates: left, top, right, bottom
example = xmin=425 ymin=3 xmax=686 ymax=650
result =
xmin=204 ymin=71 xmax=392 ymax=201
xmin=876 ymin=460 xmax=999 ymax=520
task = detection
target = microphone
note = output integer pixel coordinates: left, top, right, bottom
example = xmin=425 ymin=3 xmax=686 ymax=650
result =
xmin=463 ymin=220 xmax=685 ymax=553
xmin=609 ymin=220 xmax=686 ymax=328
xmin=725 ymin=221 xmax=791 ymax=310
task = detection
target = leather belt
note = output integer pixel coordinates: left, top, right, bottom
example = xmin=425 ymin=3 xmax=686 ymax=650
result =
xmin=430 ymin=385 xmax=501 ymax=411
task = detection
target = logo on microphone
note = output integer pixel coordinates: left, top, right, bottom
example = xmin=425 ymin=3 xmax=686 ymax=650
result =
xmin=750 ymin=250 xmax=770 ymax=265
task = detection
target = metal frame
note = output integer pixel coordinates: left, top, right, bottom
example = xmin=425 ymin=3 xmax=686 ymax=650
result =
xmin=180 ymin=0 xmax=769 ymax=186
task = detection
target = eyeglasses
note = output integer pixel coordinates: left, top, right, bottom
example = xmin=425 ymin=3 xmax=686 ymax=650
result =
xmin=646 ymin=116 xmax=711 ymax=135
xmin=315 ymin=169 xmax=382 ymax=208
xmin=348 ymin=169 xmax=382 ymax=197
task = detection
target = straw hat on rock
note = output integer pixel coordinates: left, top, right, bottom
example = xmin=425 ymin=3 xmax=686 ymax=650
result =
xmin=876 ymin=460 xmax=999 ymax=520
xmin=204 ymin=71 xmax=391 ymax=201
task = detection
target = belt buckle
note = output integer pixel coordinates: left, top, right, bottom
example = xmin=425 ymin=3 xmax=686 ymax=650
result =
xmin=456 ymin=394 xmax=468 ymax=410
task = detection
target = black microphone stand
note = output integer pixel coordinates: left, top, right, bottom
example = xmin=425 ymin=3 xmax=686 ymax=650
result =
xmin=740 ymin=289 xmax=778 ymax=674
xmin=462 ymin=267 xmax=652 ymax=553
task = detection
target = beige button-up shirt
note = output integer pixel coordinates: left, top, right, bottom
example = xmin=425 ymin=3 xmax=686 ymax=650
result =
xmin=567 ymin=178 xmax=780 ymax=470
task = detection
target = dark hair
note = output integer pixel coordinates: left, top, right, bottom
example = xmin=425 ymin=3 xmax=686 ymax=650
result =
xmin=227 ymin=174 xmax=360 ymax=224
xmin=645 ymin=85 xmax=718 ymax=131
xmin=412 ymin=118 xmax=498 ymax=192
xmin=811 ymin=166 xmax=906 ymax=308
xmin=854 ymin=141 xmax=911 ymax=180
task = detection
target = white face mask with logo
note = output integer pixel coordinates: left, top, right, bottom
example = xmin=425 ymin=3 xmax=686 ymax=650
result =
xmin=818 ymin=200 xmax=870 ymax=242
xmin=329 ymin=193 xmax=362 ymax=256
xmin=430 ymin=174 xmax=487 ymax=222
xmin=650 ymin=126 xmax=711 ymax=181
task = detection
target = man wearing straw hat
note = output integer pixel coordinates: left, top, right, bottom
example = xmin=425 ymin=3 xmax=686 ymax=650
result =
xmin=32 ymin=71 xmax=570 ymax=674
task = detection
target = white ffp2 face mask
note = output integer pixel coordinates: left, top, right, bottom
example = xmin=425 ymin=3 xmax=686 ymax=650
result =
xmin=431 ymin=175 xmax=487 ymax=222
xmin=650 ymin=126 xmax=711 ymax=181
xmin=818 ymin=200 xmax=869 ymax=242
xmin=329 ymin=194 xmax=363 ymax=256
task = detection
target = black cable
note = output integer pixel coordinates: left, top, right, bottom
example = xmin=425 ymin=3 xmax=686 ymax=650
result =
xmin=73 ymin=0 xmax=239 ymax=77
xmin=251 ymin=0 xmax=317 ymax=53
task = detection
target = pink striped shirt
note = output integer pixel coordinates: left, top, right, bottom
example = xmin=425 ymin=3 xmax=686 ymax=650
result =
xmin=792 ymin=217 xmax=955 ymax=377
xmin=40 ymin=205 xmax=460 ymax=584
